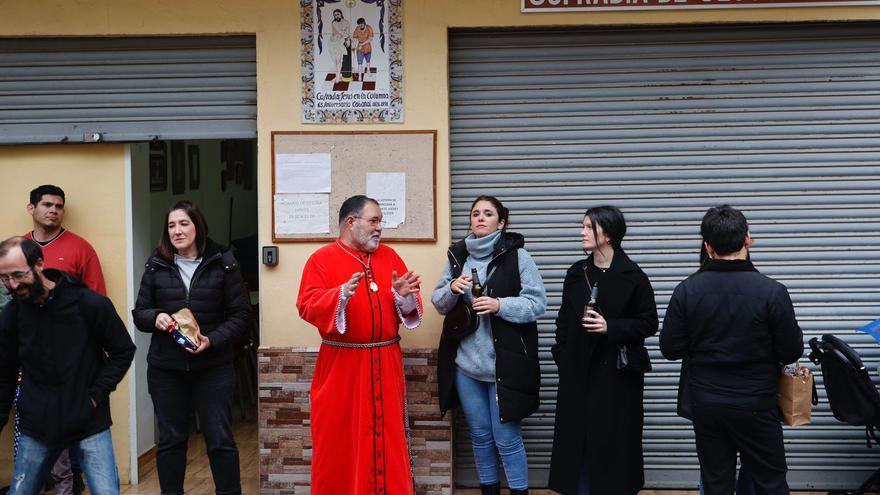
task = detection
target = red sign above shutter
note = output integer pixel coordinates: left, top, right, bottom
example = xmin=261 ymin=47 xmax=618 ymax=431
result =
xmin=522 ymin=0 xmax=880 ymax=11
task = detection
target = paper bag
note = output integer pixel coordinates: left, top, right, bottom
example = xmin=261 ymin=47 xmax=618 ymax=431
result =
xmin=169 ymin=308 xmax=201 ymax=351
xmin=777 ymin=364 xmax=817 ymax=426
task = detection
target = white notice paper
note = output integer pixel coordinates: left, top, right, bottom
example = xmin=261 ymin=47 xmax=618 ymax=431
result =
xmin=275 ymin=153 xmax=331 ymax=193
xmin=366 ymin=172 xmax=406 ymax=229
xmin=274 ymin=194 xmax=329 ymax=235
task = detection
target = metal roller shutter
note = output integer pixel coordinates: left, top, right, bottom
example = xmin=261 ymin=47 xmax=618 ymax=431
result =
xmin=0 ymin=36 xmax=256 ymax=144
xmin=449 ymin=23 xmax=880 ymax=490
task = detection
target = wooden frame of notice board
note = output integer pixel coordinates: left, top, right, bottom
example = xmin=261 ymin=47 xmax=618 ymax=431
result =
xmin=271 ymin=130 xmax=437 ymax=242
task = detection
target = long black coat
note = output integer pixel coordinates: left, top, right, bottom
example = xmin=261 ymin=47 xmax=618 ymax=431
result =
xmin=548 ymin=250 xmax=658 ymax=495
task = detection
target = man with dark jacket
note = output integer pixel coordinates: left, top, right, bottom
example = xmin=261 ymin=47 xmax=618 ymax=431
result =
xmin=0 ymin=236 xmax=135 ymax=495
xmin=660 ymin=205 xmax=803 ymax=495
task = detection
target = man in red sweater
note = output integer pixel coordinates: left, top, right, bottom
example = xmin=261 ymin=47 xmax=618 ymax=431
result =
xmin=23 ymin=184 xmax=107 ymax=495
xmin=24 ymin=185 xmax=106 ymax=295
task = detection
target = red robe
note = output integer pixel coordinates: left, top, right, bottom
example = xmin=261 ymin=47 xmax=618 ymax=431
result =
xmin=297 ymin=240 xmax=422 ymax=495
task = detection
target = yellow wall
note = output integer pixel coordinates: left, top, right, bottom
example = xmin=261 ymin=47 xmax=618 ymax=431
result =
xmin=1 ymin=3 xmax=880 ymax=481
xmin=4 ymin=2 xmax=880 ymax=347
xmin=257 ymin=0 xmax=880 ymax=349
xmin=0 ymin=145 xmax=130 ymax=482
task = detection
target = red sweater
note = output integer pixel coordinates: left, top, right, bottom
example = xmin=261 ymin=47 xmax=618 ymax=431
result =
xmin=25 ymin=229 xmax=107 ymax=296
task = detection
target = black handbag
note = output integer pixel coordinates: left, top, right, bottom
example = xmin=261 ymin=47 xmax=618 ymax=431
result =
xmin=617 ymin=344 xmax=653 ymax=374
xmin=442 ymin=299 xmax=477 ymax=341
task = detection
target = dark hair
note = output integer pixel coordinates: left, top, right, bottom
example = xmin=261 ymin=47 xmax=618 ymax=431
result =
xmin=584 ymin=205 xmax=626 ymax=249
xmin=357 ymin=17 xmax=365 ymax=24
xmin=470 ymin=195 xmax=509 ymax=230
xmin=0 ymin=236 xmax=43 ymax=269
xmin=29 ymin=185 xmax=65 ymax=206
xmin=158 ymin=200 xmax=209 ymax=262
xmin=333 ymin=8 xmax=343 ymax=16
xmin=700 ymin=204 xmax=749 ymax=256
xmin=338 ymin=195 xmax=379 ymax=226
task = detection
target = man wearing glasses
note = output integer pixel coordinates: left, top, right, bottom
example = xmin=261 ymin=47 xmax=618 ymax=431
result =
xmin=0 ymin=237 xmax=135 ymax=495
xmin=297 ymin=195 xmax=423 ymax=494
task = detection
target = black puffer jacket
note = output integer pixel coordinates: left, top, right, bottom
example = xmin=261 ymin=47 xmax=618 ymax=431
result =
xmin=0 ymin=271 xmax=135 ymax=447
xmin=133 ymin=239 xmax=251 ymax=371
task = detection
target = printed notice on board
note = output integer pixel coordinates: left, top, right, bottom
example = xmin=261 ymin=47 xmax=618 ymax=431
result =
xmin=276 ymin=153 xmax=332 ymax=193
xmin=366 ymin=172 xmax=406 ymax=229
xmin=274 ymin=194 xmax=329 ymax=235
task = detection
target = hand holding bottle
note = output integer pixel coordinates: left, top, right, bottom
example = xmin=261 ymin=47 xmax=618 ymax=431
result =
xmin=582 ymin=310 xmax=607 ymax=333
xmin=471 ymin=268 xmax=499 ymax=315
xmin=582 ymin=285 xmax=607 ymax=333
xmin=473 ymin=296 xmax=501 ymax=316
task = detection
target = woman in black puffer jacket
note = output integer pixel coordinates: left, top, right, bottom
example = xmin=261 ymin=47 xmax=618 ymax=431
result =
xmin=133 ymin=200 xmax=251 ymax=495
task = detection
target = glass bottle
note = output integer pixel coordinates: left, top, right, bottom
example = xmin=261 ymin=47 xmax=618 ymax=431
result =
xmin=471 ymin=267 xmax=484 ymax=298
xmin=583 ymin=284 xmax=599 ymax=320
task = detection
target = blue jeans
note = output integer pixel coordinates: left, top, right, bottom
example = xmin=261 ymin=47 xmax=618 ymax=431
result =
xmin=10 ymin=429 xmax=118 ymax=495
xmin=455 ymin=369 xmax=529 ymax=490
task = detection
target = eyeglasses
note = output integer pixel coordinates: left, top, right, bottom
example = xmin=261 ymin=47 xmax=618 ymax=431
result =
xmin=354 ymin=216 xmax=383 ymax=227
xmin=0 ymin=268 xmax=32 ymax=285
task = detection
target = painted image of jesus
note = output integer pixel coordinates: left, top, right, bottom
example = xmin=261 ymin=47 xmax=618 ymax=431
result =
xmin=330 ymin=9 xmax=351 ymax=80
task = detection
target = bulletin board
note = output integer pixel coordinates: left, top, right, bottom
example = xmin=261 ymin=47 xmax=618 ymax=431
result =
xmin=271 ymin=130 xmax=437 ymax=242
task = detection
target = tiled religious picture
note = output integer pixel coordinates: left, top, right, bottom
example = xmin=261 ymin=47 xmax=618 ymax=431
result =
xmin=301 ymin=0 xmax=403 ymax=123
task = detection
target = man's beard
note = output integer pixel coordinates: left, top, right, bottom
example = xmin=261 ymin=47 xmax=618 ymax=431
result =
xmin=11 ymin=274 xmax=45 ymax=304
xmin=353 ymin=224 xmax=381 ymax=253
xmin=362 ymin=236 xmax=380 ymax=252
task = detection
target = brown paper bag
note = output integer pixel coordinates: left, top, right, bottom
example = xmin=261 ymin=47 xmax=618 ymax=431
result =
xmin=170 ymin=308 xmax=201 ymax=351
xmin=777 ymin=364 xmax=816 ymax=426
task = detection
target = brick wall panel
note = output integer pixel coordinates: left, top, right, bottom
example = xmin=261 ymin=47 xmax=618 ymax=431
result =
xmin=259 ymin=347 xmax=453 ymax=495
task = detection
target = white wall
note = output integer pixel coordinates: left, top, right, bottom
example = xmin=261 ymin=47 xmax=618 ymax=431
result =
xmin=128 ymin=142 xmax=155 ymax=460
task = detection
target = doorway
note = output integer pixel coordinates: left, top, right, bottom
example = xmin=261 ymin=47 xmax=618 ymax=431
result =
xmin=127 ymin=138 xmax=259 ymax=488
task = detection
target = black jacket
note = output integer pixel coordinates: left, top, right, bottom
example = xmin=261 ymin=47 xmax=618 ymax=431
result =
xmin=438 ymin=231 xmax=541 ymax=423
xmin=549 ymin=250 xmax=658 ymax=495
xmin=133 ymin=239 xmax=251 ymax=371
xmin=0 ymin=270 xmax=136 ymax=447
xmin=660 ymin=259 xmax=804 ymax=412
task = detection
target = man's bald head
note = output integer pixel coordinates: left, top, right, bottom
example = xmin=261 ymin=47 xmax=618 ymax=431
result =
xmin=0 ymin=236 xmax=43 ymax=269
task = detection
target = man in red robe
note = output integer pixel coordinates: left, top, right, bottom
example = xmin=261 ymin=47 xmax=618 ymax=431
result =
xmin=297 ymin=195 xmax=423 ymax=495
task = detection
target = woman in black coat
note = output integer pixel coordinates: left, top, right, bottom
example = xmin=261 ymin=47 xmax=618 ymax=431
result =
xmin=549 ymin=205 xmax=658 ymax=495
xmin=133 ymin=200 xmax=251 ymax=495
